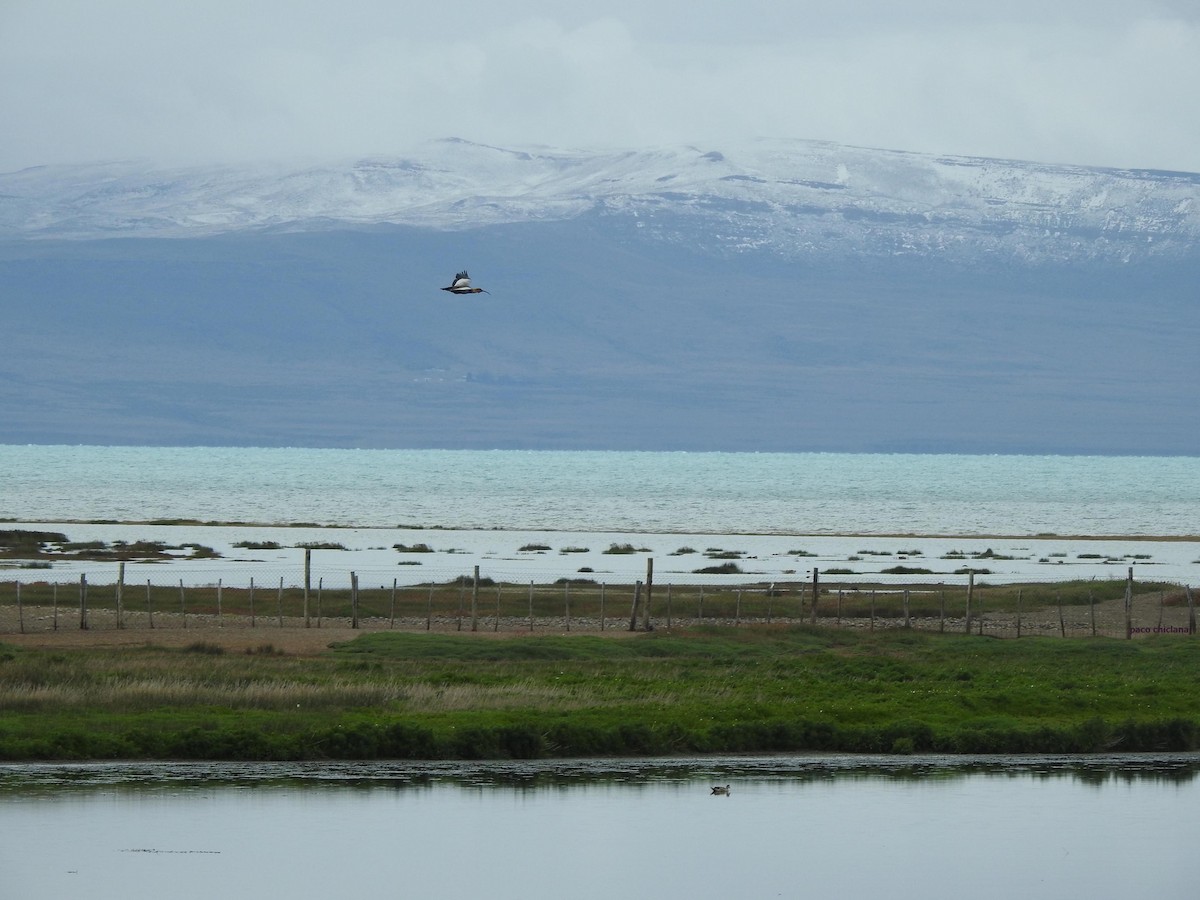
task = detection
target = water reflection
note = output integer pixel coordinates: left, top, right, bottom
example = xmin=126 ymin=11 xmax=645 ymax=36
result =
xmin=2 ymin=755 xmax=1196 ymax=900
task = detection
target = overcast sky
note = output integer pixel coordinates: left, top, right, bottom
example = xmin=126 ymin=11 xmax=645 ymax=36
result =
xmin=2 ymin=0 xmax=1198 ymax=173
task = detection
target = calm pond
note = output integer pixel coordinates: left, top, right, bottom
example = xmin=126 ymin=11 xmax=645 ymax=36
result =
xmin=2 ymin=755 xmax=1196 ymax=900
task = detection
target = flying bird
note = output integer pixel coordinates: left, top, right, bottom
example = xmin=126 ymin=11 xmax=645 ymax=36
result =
xmin=441 ymin=271 xmax=489 ymax=294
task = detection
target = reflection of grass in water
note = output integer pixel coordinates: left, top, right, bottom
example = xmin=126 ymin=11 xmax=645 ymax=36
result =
xmin=2 ymin=625 xmax=1199 ymax=760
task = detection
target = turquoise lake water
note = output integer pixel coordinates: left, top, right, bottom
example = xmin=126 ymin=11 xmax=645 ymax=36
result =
xmin=3 ymin=445 xmax=1197 ymax=535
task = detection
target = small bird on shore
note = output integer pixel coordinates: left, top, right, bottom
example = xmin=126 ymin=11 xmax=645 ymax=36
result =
xmin=710 ymin=784 xmax=731 ymax=795
xmin=441 ymin=271 xmax=489 ymax=294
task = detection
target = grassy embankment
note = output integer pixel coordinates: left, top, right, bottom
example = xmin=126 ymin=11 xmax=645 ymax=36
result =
xmin=2 ymin=625 xmax=1198 ymax=760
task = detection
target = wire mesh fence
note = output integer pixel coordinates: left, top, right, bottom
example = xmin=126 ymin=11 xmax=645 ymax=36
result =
xmin=2 ymin=563 xmax=1195 ymax=639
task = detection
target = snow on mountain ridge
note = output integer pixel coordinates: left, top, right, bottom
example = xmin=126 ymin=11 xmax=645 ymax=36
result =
xmin=2 ymin=137 xmax=1197 ymax=262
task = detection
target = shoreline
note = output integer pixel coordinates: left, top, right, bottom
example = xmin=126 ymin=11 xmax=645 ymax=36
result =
xmin=6 ymin=517 xmax=1199 ymax=541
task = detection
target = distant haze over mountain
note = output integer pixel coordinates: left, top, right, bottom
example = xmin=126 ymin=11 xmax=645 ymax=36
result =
xmin=2 ymin=138 xmax=1197 ymax=454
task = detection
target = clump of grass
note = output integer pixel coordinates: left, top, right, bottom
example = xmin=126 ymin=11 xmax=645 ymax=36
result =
xmin=518 ymin=544 xmax=552 ymax=552
xmin=182 ymin=544 xmax=220 ymax=559
xmin=115 ymin=540 xmax=169 ymax=553
xmin=603 ymin=543 xmax=644 ymax=555
xmin=233 ymin=541 xmax=282 ymax=550
xmin=693 ymin=562 xmax=742 ymax=575
xmin=246 ymin=644 xmax=285 ymax=657
xmin=183 ymin=642 xmax=225 ymax=655
xmin=394 ymin=543 xmax=434 ymax=553
xmin=296 ymin=542 xmax=346 ymax=551
xmin=60 ymin=541 xmax=108 ymax=552
xmin=559 ymin=546 xmax=589 ymax=554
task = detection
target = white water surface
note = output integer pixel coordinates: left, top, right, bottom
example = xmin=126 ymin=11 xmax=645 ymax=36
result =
xmin=3 ymin=756 xmax=1197 ymax=900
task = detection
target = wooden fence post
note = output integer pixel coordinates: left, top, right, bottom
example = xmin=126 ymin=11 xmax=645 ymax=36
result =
xmin=903 ymin=589 xmax=911 ymax=629
xmin=698 ymin=584 xmax=704 ymax=623
xmin=80 ymin=573 xmax=88 ymax=630
xmin=836 ymin=589 xmax=842 ymax=626
xmin=810 ymin=568 xmax=819 ymax=624
xmin=642 ymin=558 xmax=654 ymax=632
xmin=178 ymin=579 xmax=185 ymax=629
xmin=869 ymin=590 xmax=875 ymax=632
xmin=351 ymin=571 xmax=359 ymax=629
xmin=317 ymin=577 xmax=323 ymax=628
xmin=629 ymin=581 xmax=641 ymax=631
xmin=249 ymin=576 xmax=256 ymax=627
xmin=1057 ymin=591 xmax=1066 ymax=638
xmin=390 ymin=578 xmax=397 ymax=629
xmin=528 ymin=581 xmax=534 ymax=632
xmin=53 ymin=582 xmax=59 ymax=631
xmin=304 ymin=548 xmax=312 ymax=628
xmin=217 ymin=578 xmax=223 ymax=626
xmin=277 ymin=577 xmax=284 ymax=628
xmin=1187 ymin=585 xmax=1195 ymax=635
xmin=667 ymin=583 xmax=674 ymax=628
xmin=146 ymin=579 xmax=153 ymax=629
xmin=470 ymin=566 xmax=479 ymax=632
xmin=964 ymin=572 xmax=974 ymax=634
xmin=564 ymin=580 xmax=571 ymax=632
xmin=427 ymin=583 xmax=434 ymax=632
xmin=16 ymin=581 xmax=23 ymax=634
xmin=599 ymin=582 xmax=606 ymax=631
xmin=938 ymin=585 xmax=945 ymax=633
xmin=116 ymin=561 xmax=125 ymax=629
xmin=1124 ymin=567 xmax=1133 ymax=639
xmin=1016 ymin=588 xmax=1022 ymax=638
xmin=735 ymin=589 xmax=742 ymax=626
xmin=494 ymin=584 xmax=501 ymax=633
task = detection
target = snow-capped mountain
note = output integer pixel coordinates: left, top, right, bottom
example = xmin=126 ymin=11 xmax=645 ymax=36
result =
xmin=3 ymin=137 xmax=1198 ymax=264
xmin=3 ymin=137 xmax=1198 ymax=454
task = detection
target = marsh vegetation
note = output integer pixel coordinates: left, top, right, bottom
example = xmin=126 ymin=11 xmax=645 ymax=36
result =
xmin=1 ymin=622 xmax=1197 ymax=761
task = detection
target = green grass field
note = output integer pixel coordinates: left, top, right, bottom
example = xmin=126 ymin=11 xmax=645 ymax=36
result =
xmin=2 ymin=626 xmax=1198 ymax=760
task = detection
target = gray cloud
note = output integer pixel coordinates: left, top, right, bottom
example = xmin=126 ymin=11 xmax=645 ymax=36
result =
xmin=1 ymin=0 xmax=1197 ymax=172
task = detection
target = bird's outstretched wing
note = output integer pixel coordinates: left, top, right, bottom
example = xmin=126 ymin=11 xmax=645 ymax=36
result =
xmin=441 ymin=270 xmax=488 ymax=294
